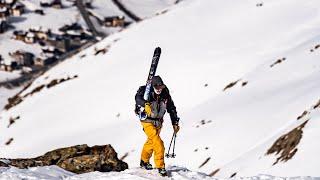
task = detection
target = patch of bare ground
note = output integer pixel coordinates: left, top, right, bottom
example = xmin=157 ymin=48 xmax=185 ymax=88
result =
xmin=4 ymin=82 xmax=32 ymax=110
xmin=46 ymin=75 xmax=78 ymax=88
xmin=223 ymin=79 xmax=248 ymax=91
xmin=223 ymin=79 xmax=241 ymax=91
xmin=94 ymin=45 xmax=110 ymax=56
xmin=270 ymin=57 xmax=286 ymax=68
xmin=313 ymin=99 xmax=320 ymax=109
xmin=195 ymin=119 xmax=212 ymax=128
xmin=266 ymin=120 xmax=308 ymax=165
xmin=297 ymin=110 xmax=309 ymax=120
xmin=242 ymin=81 xmax=248 ymax=87
xmin=198 ymin=157 xmax=211 ymax=168
xmin=7 ymin=116 xmax=20 ymax=128
xmin=5 ymin=138 xmax=14 ymax=145
xmin=209 ymin=168 xmax=220 ymax=176
xmin=119 ymin=152 xmax=129 ymax=161
xmin=310 ymin=44 xmax=320 ymax=52
xmin=230 ymin=172 xmax=237 ymax=178
xmin=296 ymin=99 xmax=320 ymax=120
xmin=4 ymin=75 xmax=78 ymax=110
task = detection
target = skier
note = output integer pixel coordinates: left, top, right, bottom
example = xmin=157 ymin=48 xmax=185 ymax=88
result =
xmin=135 ymin=75 xmax=180 ymax=176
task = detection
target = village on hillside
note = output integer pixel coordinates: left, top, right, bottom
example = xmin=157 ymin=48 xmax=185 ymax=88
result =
xmin=0 ymin=0 xmax=130 ymax=76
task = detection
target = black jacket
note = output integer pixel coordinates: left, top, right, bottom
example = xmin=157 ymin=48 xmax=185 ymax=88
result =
xmin=135 ymin=85 xmax=179 ymax=125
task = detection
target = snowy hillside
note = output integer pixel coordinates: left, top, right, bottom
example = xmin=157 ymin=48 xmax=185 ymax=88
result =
xmin=1 ymin=0 xmax=320 ymax=178
xmin=0 ymin=166 xmax=318 ymax=180
xmin=0 ymin=0 xmax=177 ymax=109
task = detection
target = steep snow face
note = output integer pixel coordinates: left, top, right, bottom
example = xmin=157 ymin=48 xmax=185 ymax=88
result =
xmin=1 ymin=0 xmax=320 ymax=178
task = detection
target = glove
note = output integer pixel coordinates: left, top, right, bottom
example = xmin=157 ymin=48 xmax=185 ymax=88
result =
xmin=144 ymin=102 xmax=152 ymax=117
xmin=173 ymin=125 xmax=180 ymax=134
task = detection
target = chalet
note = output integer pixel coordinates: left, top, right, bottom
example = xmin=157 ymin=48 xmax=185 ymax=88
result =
xmin=84 ymin=1 xmax=93 ymax=9
xmin=0 ymin=63 xmax=12 ymax=71
xmin=2 ymin=0 xmax=15 ymax=6
xmin=24 ymin=32 xmax=35 ymax=44
xmin=34 ymin=9 xmax=45 ymax=15
xmin=104 ymin=16 xmax=125 ymax=27
xmin=33 ymin=56 xmax=57 ymax=66
xmin=42 ymin=46 xmax=63 ymax=57
xmin=0 ymin=19 xmax=9 ymax=33
xmin=59 ymin=22 xmax=83 ymax=33
xmin=0 ymin=7 xmax=9 ymax=21
xmin=29 ymin=27 xmax=50 ymax=41
xmin=9 ymin=50 xmax=35 ymax=67
xmin=51 ymin=0 xmax=62 ymax=9
xmin=10 ymin=3 xmax=24 ymax=16
xmin=12 ymin=30 xmax=26 ymax=40
xmin=40 ymin=0 xmax=63 ymax=9
xmin=40 ymin=0 xmax=52 ymax=7
xmin=43 ymin=56 xmax=57 ymax=65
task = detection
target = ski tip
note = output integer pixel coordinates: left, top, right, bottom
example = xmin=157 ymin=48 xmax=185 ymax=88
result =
xmin=155 ymin=47 xmax=161 ymax=53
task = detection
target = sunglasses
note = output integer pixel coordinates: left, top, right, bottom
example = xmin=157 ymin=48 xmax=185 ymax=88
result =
xmin=153 ymin=85 xmax=165 ymax=90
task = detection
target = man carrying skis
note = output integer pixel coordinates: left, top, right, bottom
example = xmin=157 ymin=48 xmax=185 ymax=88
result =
xmin=135 ymin=75 xmax=180 ymax=176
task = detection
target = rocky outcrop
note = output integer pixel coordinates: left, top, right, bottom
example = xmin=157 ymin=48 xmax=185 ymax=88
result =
xmin=0 ymin=144 xmax=128 ymax=174
xmin=266 ymin=120 xmax=308 ymax=165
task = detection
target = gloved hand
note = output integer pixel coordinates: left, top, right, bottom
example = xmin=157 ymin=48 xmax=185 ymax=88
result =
xmin=173 ymin=124 xmax=180 ymax=134
xmin=144 ymin=102 xmax=152 ymax=117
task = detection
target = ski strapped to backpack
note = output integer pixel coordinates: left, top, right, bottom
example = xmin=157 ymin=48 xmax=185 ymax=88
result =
xmin=138 ymin=47 xmax=161 ymax=120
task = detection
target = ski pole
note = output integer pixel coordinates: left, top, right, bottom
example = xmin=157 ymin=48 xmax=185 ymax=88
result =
xmin=172 ymin=133 xmax=177 ymax=158
xmin=165 ymin=133 xmax=176 ymax=158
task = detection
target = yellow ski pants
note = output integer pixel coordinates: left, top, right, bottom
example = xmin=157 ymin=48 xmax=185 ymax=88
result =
xmin=140 ymin=122 xmax=165 ymax=168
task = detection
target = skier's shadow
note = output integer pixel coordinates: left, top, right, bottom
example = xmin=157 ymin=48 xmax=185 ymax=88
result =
xmin=166 ymin=166 xmax=189 ymax=177
xmin=166 ymin=166 xmax=209 ymax=177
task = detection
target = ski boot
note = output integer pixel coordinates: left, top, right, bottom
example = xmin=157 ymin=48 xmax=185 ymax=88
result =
xmin=158 ymin=168 xmax=167 ymax=176
xmin=140 ymin=160 xmax=153 ymax=170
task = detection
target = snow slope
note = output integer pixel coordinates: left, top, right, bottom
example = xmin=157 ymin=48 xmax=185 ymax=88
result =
xmin=0 ymin=165 xmax=317 ymax=180
xmin=1 ymin=0 xmax=320 ymax=178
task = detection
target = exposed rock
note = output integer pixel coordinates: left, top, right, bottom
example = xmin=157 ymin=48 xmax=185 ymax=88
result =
xmin=4 ymin=75 xmax=78 ymax=110
xmin=0 ymin=144 xmax=128 ymax=174
xmin=196 ymin=119 xmax=212 ymax=128
xmin=313 ymin=99 xmax=320 ymax=109
xmin=209 ymin=168 xmax=220 ymax=176
xmin=46 ymin=75 xmax=78 ymax=88
xmin=270 ymin=57 xmax=286 ymax=68
xmin=198 ymin=157 xmax=211 ymax=168
xmin=7 ymin=116 xmax=20 ymax=128
xmin=242 ymin=81 xmax=248 ymax=87
xmin=119 ymin=152 xmax=129 ymax=161
xmin=266 ymin=120 xmax=308 ymax=165
xmin=5 ymin=138 xmax=14 ymax=145
xmin=94 ymin=47 xmax=108 ymax=55
xmin=0 ymin=160 xmax=9 ymax=167
xmin=230 ymin=172 xmax=237 ymax=178
xmin=4 ymin=95 xmax=23 ymax=110
xmin=256 ymin=3 xmax=263 ymax=7
xmin=223 ymin=79 xmax=241 ymax=91
xmin=297 ymin=110 xmax=309 ymax=120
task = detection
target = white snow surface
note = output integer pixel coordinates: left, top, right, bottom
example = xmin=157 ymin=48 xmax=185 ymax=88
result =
xmin=0 ymin=166 xmax=318 ymax=180
xmin=1 ymin=0 xmax=320 ymax=179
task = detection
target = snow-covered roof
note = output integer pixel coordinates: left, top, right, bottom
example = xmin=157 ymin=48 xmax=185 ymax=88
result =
xmin=26 ymin=32 xmax=35 ymax=38
xmin=40 ymin=0 xmax=54 ymax=3
xmin=0 ymin=6 xmax=7 ymax=12
xmin=5 ymin=0 xmax=13 ymax=4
